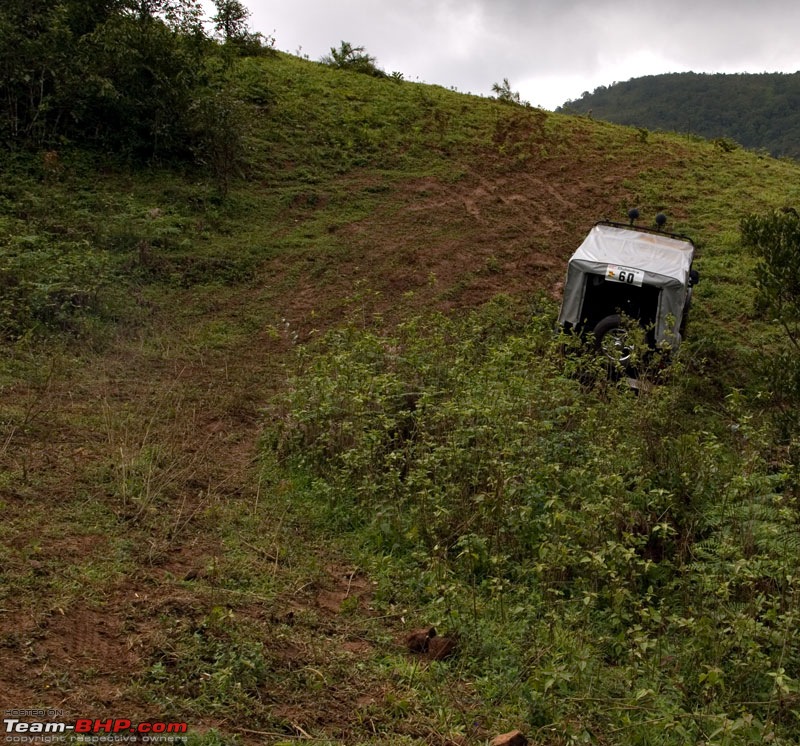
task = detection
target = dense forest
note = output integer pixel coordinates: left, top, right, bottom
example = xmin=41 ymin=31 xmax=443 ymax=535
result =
xmin=558 ymin=72 xmax=800 ymax=159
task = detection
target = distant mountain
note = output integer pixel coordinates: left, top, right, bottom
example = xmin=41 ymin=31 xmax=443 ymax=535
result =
xmin=557 ymin=72 xmax=800 ymax=159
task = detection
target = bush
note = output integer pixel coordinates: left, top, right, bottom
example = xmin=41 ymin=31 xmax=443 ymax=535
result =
xmin=491 ymin=78 xmax=528 ymax=106
xmin=0 ymin=234 xmax=112 ymax=339
xmin=741 ymin=209 xmax=800 ymax=435
xmin=321 ymin=41 xmax=387 ymax=78
xmin=188 ymin=89 xmax=251 ymax=195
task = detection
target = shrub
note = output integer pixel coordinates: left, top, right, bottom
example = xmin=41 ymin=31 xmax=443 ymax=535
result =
xmin=741 ymin=209 xmax=800 ymax=435
xmin=491 ymin=78 xmax=528 ymax=107
xmin=188 ymin=89 xmax=251 ymax=196
xmin=321 ymin=41 xmax=387 ymax=78
xmin=0 ymin=234 xmax=112 ymax=339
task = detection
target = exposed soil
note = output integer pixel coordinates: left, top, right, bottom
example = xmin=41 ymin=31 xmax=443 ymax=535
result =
xmin=0 ymin=139 xmax=661 ymax=740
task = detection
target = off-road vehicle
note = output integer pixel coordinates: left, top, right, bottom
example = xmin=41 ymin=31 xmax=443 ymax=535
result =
xmin=558 ymin=212 xmax=699 ymax=368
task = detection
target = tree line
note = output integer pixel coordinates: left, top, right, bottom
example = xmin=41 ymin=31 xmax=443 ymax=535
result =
xmin=558 ymin=72 xmax=800 ymax=160
xmin=0 ymin=0 xmax=268 ymax=160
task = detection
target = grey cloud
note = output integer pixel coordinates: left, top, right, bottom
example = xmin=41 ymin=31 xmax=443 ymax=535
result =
xmin=244 ymin=0 xmax=800 ymax=108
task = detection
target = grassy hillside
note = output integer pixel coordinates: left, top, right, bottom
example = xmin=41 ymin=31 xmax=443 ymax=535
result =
xmin=2 ymin=51 xmax=800 ymax=745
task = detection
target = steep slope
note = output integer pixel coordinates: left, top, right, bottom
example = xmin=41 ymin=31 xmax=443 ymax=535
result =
xmin=2 ymin=52 xmax=800 ymax=743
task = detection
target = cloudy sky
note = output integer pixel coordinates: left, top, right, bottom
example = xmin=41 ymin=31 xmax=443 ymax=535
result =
xmin=233 ymin=0 xmax=800 ymax=110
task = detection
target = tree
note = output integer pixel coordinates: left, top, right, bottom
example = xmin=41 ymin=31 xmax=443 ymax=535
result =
xmin=0 ymin=0 xmax=75 ymax=142
xmin=211 ymin=0 xmax=249 ymax=41
xmin=210 ymin=0 xmax=270 ymax=56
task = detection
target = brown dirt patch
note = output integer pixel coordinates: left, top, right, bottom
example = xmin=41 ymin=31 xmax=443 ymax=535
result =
xmin=315 ymin=566 xmax=375 ymax=615
xmin=265 ymin=135 xmax=672 ymax=340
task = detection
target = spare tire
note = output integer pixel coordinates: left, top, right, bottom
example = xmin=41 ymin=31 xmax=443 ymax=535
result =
xmin=593 ymin=314 xmax=634 ymax=366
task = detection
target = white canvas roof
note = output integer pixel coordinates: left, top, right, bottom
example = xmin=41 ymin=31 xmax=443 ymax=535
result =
xmin=558 ymin=222 xmax=697 ymax=347
xmin=570 ymin=223 xmax=694 ymax=283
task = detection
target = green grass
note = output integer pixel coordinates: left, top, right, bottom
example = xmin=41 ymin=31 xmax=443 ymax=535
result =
xmin=2 ymin=49 xmax=800 ymax=745
xmin=273 ymin=304 xmax=800 ymax=744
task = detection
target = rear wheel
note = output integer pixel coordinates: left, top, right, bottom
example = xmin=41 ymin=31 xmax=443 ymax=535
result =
xmin=593 ymin=314 xmax=634 ymax=367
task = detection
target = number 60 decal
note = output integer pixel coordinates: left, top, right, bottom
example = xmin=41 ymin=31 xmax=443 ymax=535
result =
xmin=606 ymin=264 xmax=644 ymax=287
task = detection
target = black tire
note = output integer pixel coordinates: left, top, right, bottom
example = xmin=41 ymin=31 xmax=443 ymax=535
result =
xmin=593 ymin=314 xmax=634 ymax=367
